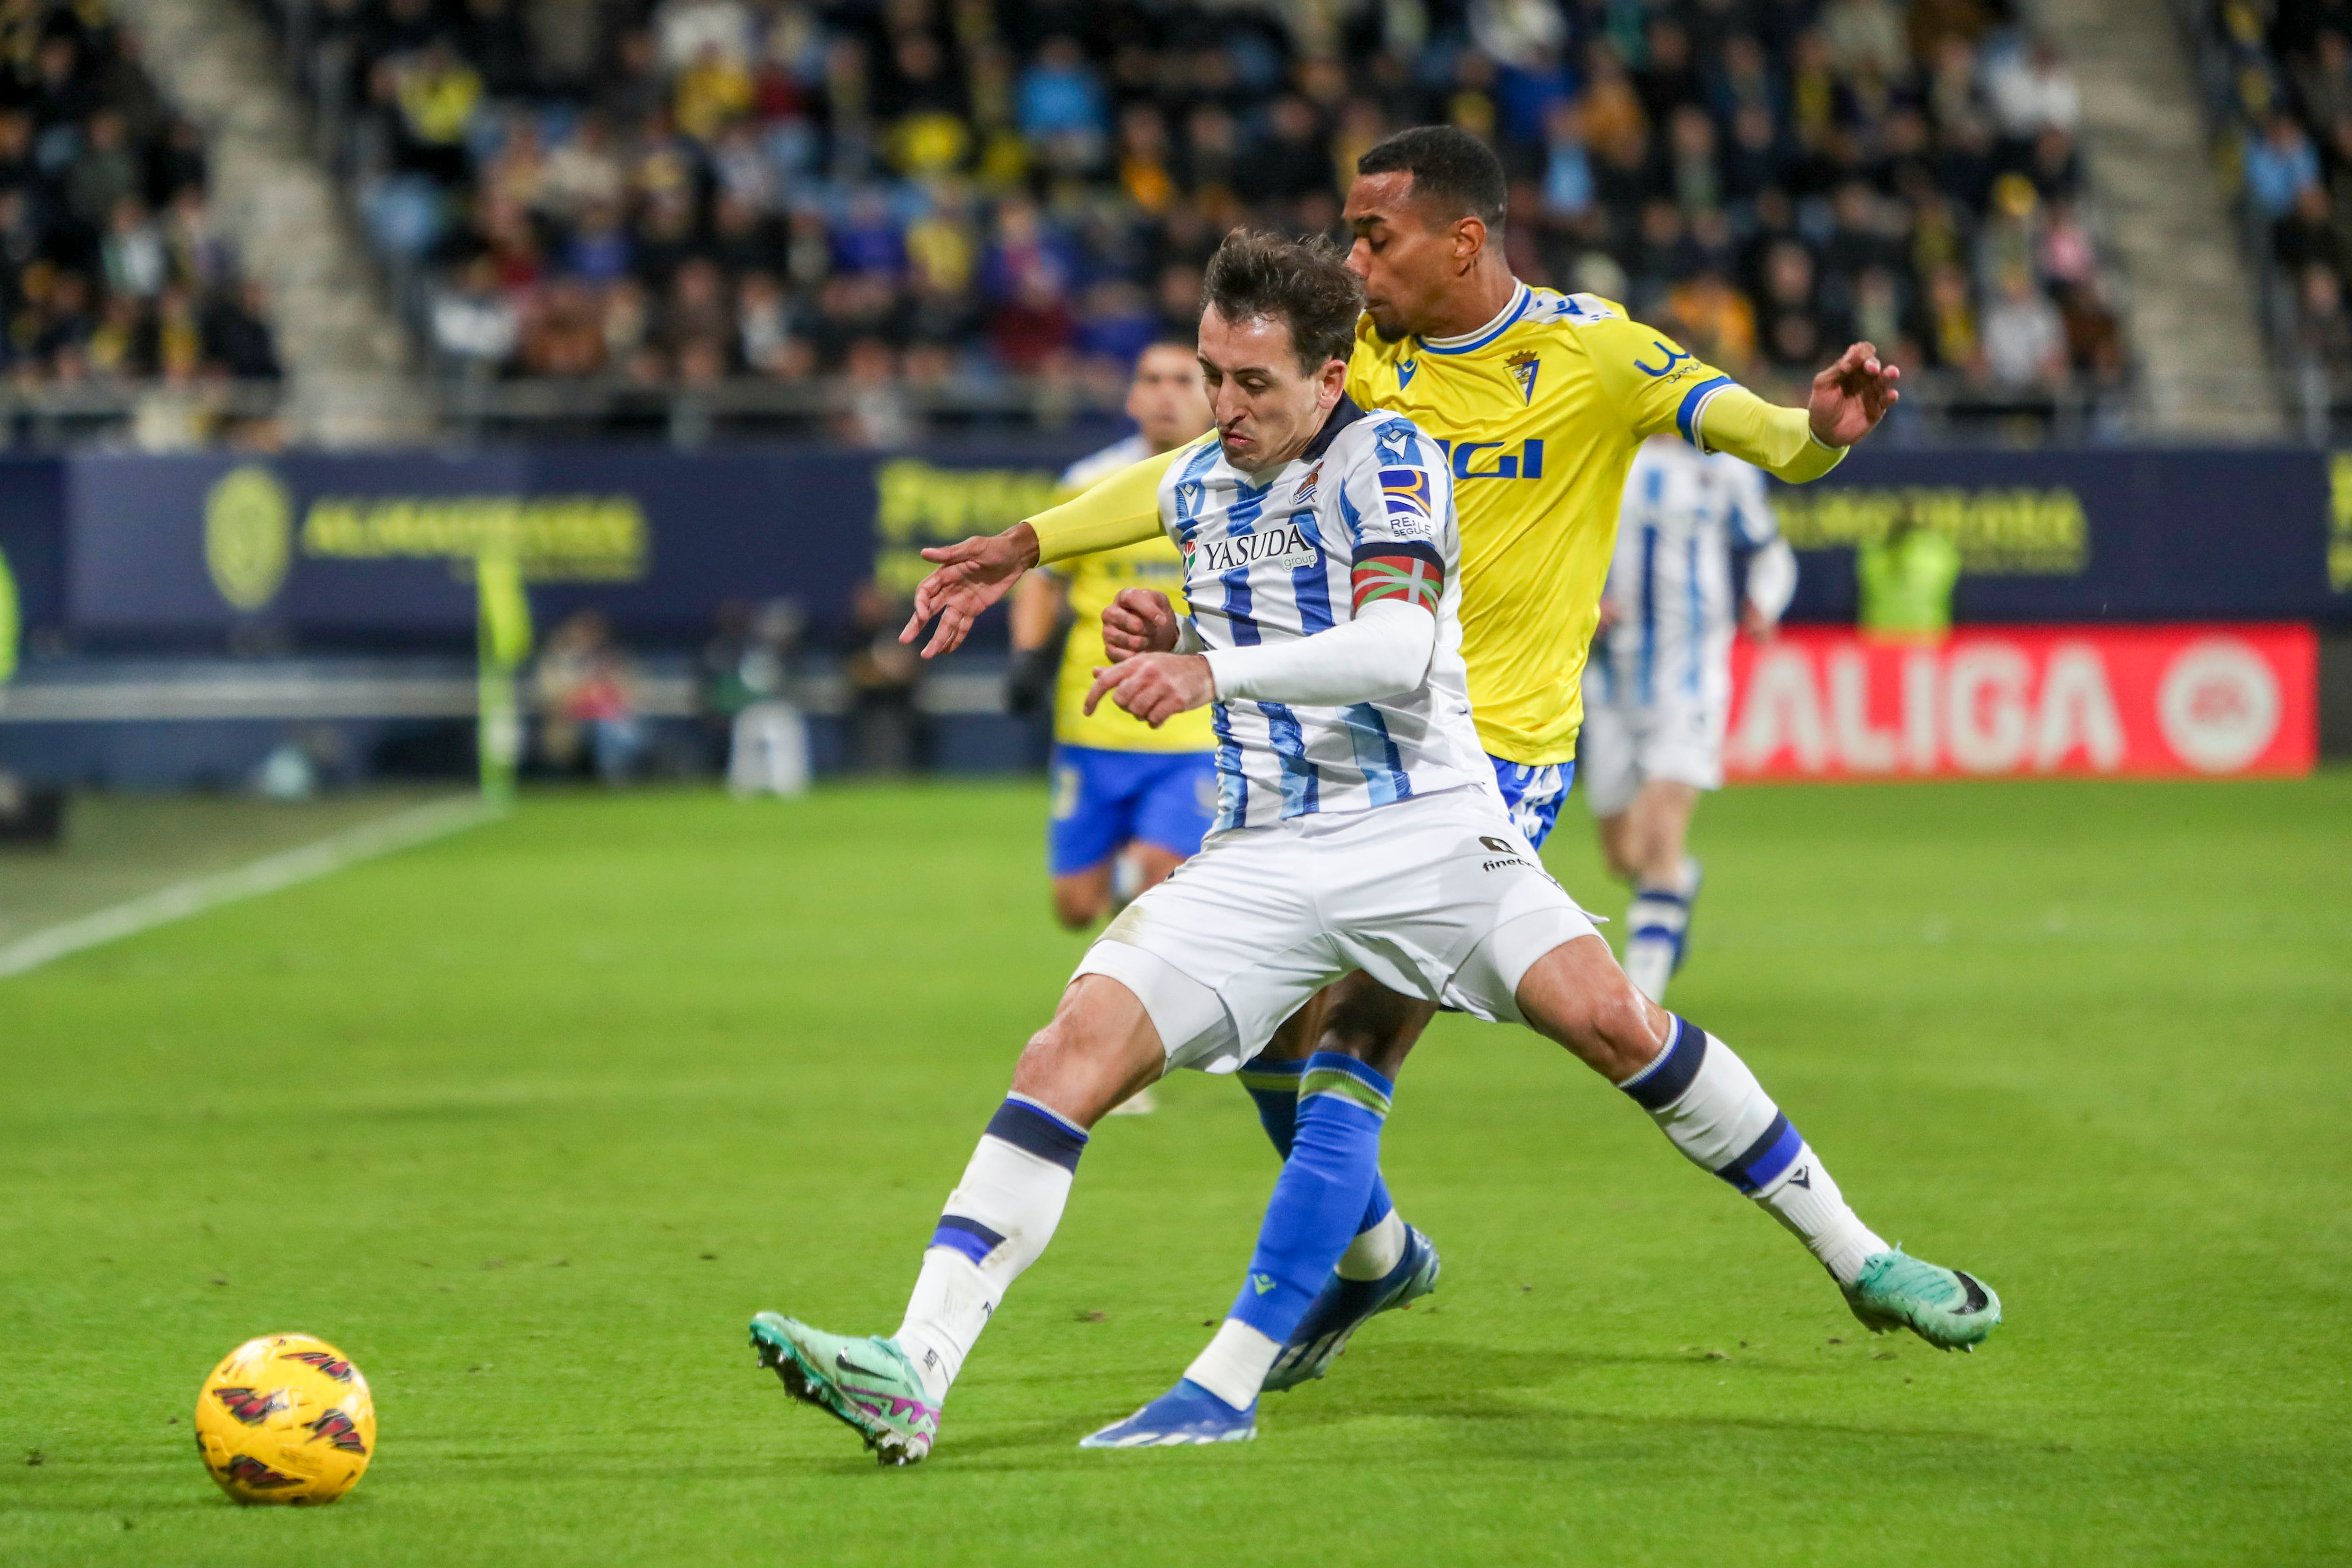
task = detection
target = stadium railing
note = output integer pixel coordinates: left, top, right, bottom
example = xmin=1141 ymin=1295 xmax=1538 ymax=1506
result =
xmin=0 ymin=366 xmax=2239 ymax=451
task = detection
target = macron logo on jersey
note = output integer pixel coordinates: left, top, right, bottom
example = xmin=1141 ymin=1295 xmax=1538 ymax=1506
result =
xmin=1189 ymin=523 xmax=1319 ymax=575
xmin=1397 ymin=359 xmax=1417 ymax=390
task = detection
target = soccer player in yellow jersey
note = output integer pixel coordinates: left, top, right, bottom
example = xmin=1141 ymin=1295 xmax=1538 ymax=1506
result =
xmin=1006 ymin=340 xmax=1216 ymax=933
xmin=894 ymin=129 xmax=1994 ymax=1418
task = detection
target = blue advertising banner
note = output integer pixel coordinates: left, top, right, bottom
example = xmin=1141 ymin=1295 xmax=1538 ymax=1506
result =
xmin=1774 ymin=448 xmax=2347 ymax=624
xmin=27 ymin=443 xmax=2352 ymax=647
xmin=0 ymin=458 xmax=65 ymax=638
xmin=63 ymin=444 xmax=1098 ymax=647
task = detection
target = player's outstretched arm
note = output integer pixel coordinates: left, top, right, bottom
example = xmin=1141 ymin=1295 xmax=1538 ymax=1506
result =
xmin=1696 ymin=342 xmax=1900 ymax=484
xmin=901 ymin=446 xmax=1190 ymax=658
xmin=899 ymin=524 xmax=1040 ymax=659
xmin=1028 ymin=444 xmax=1188 ymax=561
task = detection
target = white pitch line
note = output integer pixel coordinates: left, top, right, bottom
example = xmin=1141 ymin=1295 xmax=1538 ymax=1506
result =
xmin=0 ymin=794 xmax=505 ymax=980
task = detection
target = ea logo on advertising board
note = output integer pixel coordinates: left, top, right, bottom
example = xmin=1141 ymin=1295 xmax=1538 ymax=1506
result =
xmin=204 ymin=465 xmax=293 ymax=612
xmin=2157 ymin=637 xmax=2281 ymax=773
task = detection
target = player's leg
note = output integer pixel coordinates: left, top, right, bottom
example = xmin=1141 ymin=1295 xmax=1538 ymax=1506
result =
xmin=1256 ymin=976 xmax=1444 ymax=1391
xmin=1618 ymin=778 xmax=1702 ymax=1002
xmin=1216 ymin=969 xmax=1446 ymax=1397
xmin=1507 ymin=936 xmax=2001 ymax=1349
xmin=1050 ymin=864 xmax=1115 ymax=930
xmin=1580 ymin=692 xmax=1643 ymax=881
xmin=1084 ymin=975 xmax=1432 ymax=1446
xmin=752 ymin=974 xmax=1165 ymax=1464
xmin=1224 ymin=748 xmax=1416 ymax=1274
xmin=1099 ymin=755 xmax=1215 ymax=1111
xmin=761 ymin=821 xmax=1332 ymax=1461
xmin=1046 ymin=746 xmax=1136 ymax=930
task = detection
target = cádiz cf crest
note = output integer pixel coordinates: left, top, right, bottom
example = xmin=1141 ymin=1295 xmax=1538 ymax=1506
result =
xmin=1506 ymin=349 xmax=1542 ymax=405
xmin=203 ymin=465 xmax=293 ymax=612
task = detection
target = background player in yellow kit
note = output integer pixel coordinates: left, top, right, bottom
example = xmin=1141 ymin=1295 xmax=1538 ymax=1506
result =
xmin=898 ymin=132 xmax=1978 ymax=1408
xmin=1005 ymin=340 xmax=1216 ymax=932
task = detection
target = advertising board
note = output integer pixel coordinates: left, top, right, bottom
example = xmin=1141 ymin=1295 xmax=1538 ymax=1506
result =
xmin=1723 ymin=625 xmax=2317 ymax=780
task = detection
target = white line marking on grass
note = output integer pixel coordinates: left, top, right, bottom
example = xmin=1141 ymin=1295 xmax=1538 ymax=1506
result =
xmin=0 ymin=794 xmax=504 ymax=980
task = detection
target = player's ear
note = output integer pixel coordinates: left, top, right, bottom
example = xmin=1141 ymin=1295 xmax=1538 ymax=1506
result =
xmin=1317 ymin=356 xmax=1347 ymax=406
xmin=1454 ymin=215 xmax=1486 ymax=268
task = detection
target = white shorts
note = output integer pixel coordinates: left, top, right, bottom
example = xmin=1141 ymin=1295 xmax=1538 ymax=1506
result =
xmin=1072 ymin=786 xmax=1597 ymax=1074
xmin=1577 ymin=686 xmax=1726 ymax=819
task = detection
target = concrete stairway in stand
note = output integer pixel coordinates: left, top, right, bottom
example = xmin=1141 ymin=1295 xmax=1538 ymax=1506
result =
xmin=114 ymin=0 xmax=431 ymax=445
xmin=2037 ymin=0 xmax=2284 ymax=438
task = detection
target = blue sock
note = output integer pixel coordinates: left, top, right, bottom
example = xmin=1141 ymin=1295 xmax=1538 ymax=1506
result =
xmin=1238 ymin=1054 xmax=1394 ymax=1236
xmin=1225 ymin=1052 xmax=1394 ymax=1345
xmin=1238 ymin=1056 xmax=1305 ymax=1157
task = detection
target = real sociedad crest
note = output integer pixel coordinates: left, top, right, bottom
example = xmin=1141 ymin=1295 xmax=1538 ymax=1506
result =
xmin=203 ymin=465 xmax=293 ymax=612
xmin=1507 ymin=349 xmax=1541 ymax=405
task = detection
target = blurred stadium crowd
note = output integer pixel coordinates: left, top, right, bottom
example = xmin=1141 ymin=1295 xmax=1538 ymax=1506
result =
xmin=265 ymin=0 xmax=2130 ymax=436
xmin=0 ymin=0 xmax=276 ymax=393
xmin=2197 ymin=0 xmax=2352 ymax=419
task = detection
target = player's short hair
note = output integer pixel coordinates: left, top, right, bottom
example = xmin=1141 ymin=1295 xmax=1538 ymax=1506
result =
xmin=1200 ymin=230 xmax=1364 ymax=374
xmin=1356 ymin=126 xmax=1508 ymax=232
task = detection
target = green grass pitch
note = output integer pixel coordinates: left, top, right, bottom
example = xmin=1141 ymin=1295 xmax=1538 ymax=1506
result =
xmin=2 ymin=776 xmax=2348 ymax=1565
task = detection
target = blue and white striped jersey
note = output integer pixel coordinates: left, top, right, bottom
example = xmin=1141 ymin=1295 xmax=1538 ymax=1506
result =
xmin=1590 ymin=436 xmax=1791 ymax=714
xmin=1159 ymin=398 xmax=1490 ymax=830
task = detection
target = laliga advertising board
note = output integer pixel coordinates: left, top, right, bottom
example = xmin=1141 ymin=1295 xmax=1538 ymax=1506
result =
xmin=1724 ymin=625 xmax=2317 ymax=781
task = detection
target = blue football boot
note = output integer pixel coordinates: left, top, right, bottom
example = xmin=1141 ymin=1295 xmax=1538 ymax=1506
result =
xmin=1078 ymin=1379 xmax=1256 ymax=1449
xmin=1263 ymin=1223 xmax=1440 ymax=1392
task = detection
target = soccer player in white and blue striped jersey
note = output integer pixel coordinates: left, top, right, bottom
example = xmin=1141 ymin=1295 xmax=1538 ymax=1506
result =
xmin=1582 ymin=436 xmax=1797 ymax=1000
xmin=747 ymin=231 xmax=1993 ymax=1465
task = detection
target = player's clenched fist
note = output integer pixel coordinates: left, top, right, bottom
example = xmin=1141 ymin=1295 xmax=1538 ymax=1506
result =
xmin=1082 ymin=653 xmax=1214 ymax=727
xmin=1102 ymin=588 xmax=1181 ymax=661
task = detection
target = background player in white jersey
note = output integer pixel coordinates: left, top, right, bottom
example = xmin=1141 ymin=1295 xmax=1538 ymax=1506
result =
xmin=749 ymin=232 xmax=1989 ymax=1465
xmin=1008 ymin=342 xmax=1216 ymax=926
xmin=1582 ymin=436 xmax=1797 ymax=1001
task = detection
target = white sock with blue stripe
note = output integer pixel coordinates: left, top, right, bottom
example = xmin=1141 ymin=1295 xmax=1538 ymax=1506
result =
xmin=895 ymin=1094 xmax=1089 ymax=1403
xmin=1618 ymin=1017 xmax=1886 ymax=1286
xmin=1624 ymin=860 xmax=1699 ymax=1003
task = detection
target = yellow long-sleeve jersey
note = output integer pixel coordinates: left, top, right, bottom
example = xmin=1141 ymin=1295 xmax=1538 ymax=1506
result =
xmin=1022 ymin=285 xmax=1844 ymax=764
xmin=1044 ymin=436 xmax=1216 ymax=752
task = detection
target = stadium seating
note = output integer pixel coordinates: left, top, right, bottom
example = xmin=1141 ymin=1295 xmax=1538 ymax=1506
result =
xmin=2192 ymin=0 xmax=2352 ymax=432
xmin=262 ymin=0 xmax=2130 ymax=439
xmin=0 ymin=0 xmax=278 ymax=423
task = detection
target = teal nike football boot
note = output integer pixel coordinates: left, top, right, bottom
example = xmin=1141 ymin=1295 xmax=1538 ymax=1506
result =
xmin=1842 ymin=1249 xmax=2002 ymax=1351
xmin=750 ymin=1312 xmax=939 ymax=1465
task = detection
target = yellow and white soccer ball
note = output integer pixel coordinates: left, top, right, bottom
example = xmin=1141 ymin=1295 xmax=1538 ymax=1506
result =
xmin=193 ymin=1333 xmax=375 ymax=1504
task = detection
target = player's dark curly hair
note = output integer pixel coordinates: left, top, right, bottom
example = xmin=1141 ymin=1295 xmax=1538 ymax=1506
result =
xmin=1199 ymin=230 xmax=1365 ymax=374
xmin=1357 ymin=125 xmax=1508 ymax=231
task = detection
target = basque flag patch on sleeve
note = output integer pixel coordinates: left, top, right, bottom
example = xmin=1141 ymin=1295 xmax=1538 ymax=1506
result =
xmin=1351 ymin=540 xmax=1446 ymax=615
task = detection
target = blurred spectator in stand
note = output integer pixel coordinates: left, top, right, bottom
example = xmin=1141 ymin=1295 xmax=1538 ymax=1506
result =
xmin=2245 ymin=112 xmax=2322 ymax=220
xmin=1981 ymin=266 xmax=2066 ymax=392
xmin=2274 ymin=183 xmax=2351 ymax=278
xmin=430 ymin=254 xmax=519 ymax=371
xmin=207 ymin=281 xmax=282 ymax=380
xmin=2296 ymin=262 xmax=2352 ymax=374
xmin=834 ymin=335 xmax=915 ymax=446
xmin=1018 ymin=36 xmax=1105 ymax=172
xmin=270 ymin=0 xmax=2129 ymax=437
xmin=1984 ymin=33 xmax=2081 ymax=139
